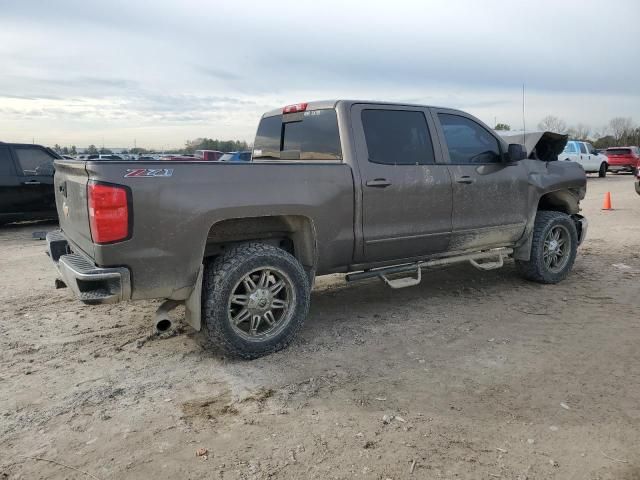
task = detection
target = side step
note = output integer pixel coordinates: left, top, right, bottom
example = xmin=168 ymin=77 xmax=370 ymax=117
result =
xmin=346 ymin=248 xmax=513 ymax=289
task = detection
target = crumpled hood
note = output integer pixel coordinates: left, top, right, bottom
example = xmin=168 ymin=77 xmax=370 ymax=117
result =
xmin=497 ymin=130 xmax=568 ymax=162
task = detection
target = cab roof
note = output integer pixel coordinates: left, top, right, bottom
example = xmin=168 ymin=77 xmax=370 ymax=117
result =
xmin=261 ymin=99 xmax=458 ymax=118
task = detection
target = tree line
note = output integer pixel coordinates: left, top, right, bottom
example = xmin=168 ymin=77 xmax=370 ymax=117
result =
xmin=494 ymin=116 xmax=639 ymax=148
xmin=51 ymin=138 xmax=251 ymax=156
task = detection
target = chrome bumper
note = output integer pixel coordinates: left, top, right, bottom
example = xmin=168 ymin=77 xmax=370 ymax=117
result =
xmin=46 ymin=231 xmax=131 ymax=304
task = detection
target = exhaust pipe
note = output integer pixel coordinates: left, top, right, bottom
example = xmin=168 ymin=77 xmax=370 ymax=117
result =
xmin=154 ymin=300 xmax=180 ymax=335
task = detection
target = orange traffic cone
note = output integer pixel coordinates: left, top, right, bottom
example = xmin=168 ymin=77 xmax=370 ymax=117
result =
xmin=602 ymin=191 xmax=613 ymax=210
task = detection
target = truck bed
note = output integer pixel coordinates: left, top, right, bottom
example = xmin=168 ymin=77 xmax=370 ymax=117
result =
xmin=53 ymin=160 xmax=355 ymax=300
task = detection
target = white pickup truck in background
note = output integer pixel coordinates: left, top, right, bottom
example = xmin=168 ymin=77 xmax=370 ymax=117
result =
xmin=560 ymin=140 xmax=609 ymax=177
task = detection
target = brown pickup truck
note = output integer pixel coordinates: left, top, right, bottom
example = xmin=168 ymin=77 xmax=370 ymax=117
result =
xmin=47 ymin=100 xmax=587 ymax=358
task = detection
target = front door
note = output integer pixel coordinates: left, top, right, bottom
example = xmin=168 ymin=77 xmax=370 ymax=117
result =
xmin=10 ymin=146 xmax=57 ymax=215
xmin=351 ymin=104 xmax=453 ymax=262
xmin=432 ymin=109 xmax=528 ymax=251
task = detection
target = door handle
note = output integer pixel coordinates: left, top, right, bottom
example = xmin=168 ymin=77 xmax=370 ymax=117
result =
xmin=22 ymin=180 xmax=41 ymax=185
xmin=365 ymin=178 xmax=392 ymax=188
xmin=455 ymin=176 xmax=475 ymax=184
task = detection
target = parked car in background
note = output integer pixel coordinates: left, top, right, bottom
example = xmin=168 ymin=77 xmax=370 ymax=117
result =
xmin=0 ymin=142 xmax=59 ymax=225
xmin=604 ymin=146 xmax=640 ymax=173
xmin=76 ymin=154 xmax=124 ymax=161
xmin=194 ymin=150 xmax=223 ymax=161
xmin=559 ymin=140 xmax=609 ymax=177
xmin=162 ymin=155 xmax=200 ymax=161
xmin=219 ymin=151 xmax=252 ymax=162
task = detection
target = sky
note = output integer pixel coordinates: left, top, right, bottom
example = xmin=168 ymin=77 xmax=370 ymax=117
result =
xmin=0 ymin=0 xmax=638 ymax=150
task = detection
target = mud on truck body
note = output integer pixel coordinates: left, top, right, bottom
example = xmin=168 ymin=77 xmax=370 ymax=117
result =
xmin=47 ymin=100 xmax=587 ymax=358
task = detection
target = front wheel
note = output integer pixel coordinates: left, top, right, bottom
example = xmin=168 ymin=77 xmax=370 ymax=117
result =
xmin=598 ymin=162 xmax=607 ymax=178
xmin=515 ymin=211 xmax=578 ymax=284
xmin=201 ymin=243 xmax=310 ymax=359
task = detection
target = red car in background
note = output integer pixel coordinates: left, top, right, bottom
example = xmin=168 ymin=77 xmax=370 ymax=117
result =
xmin=195 ymin=150 xmax=223 ymax=161
xmin=604 ymin=146 xmax=640 ymax=173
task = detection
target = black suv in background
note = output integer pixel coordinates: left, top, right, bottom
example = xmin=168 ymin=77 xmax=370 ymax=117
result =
xmin=0 ymin=142 xmax=60 ymax=225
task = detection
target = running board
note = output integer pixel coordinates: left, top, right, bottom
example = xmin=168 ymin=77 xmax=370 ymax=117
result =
xmin=346 ymin=248 xmax=513 ymax=288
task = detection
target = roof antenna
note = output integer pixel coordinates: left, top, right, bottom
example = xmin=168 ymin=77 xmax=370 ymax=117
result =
xmin=522 ymin=84 xmax=526 ymax=146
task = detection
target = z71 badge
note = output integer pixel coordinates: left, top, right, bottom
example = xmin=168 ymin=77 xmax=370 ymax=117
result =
xmin=124 ymin=168 xmax=174 ymax=178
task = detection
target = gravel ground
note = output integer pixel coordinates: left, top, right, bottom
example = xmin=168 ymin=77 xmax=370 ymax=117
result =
xmin=1 ymin=174 xmax=639 ymax=480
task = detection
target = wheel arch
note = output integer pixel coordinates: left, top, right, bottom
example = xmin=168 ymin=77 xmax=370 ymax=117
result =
xmin=514 ymin=189 xmax=580 ymax=261
xmin=536 ymin=190 xmax=580 ymax=215
xmin=204 ymin=215 xmax=318 ymax=273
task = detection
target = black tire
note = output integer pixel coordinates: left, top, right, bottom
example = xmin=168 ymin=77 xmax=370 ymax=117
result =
xmin=598 ymin=162 xmax=607 ymax=178
xmin=201 ymin=243 xmax=310 ymax=359
xmin=515 ymin=211 xmax=578 ymax=284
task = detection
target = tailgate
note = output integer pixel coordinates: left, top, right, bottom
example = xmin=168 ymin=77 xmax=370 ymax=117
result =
xmin=54 ymin=160 xmax=95 ymax=258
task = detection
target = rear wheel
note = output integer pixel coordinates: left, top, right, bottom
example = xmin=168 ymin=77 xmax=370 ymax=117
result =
xmin=201 ymin=243 xmax=310 ymax=359
xmin=598 ymin=162 xmax=607 ymax=178
xmin=515 ymin=211 xmax=578 ymax=284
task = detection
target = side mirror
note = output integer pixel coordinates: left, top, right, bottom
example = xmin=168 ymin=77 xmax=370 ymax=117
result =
xmin=506 ymin=143 xmax=527 ymax=162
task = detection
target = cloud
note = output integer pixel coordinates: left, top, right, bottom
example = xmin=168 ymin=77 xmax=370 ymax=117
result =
xmin=0 ymin=0 xmax=638 ymax=147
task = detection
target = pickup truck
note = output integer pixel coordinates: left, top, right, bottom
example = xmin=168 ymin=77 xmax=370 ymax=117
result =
xmin=560 ymin=140 xmax=610 ymax=177
xmin=1 ymin=142 xmax=60 ymax=225
xmin=47 ymin=100 xmax=588 ymax=359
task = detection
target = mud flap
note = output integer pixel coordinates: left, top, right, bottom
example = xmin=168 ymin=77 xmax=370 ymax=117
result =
xmin=185 ymin=265 xmax=203 ymax=331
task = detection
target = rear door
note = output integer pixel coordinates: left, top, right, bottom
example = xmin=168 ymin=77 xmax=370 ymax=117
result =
xmin=432 ymin=109 xmax=528 ymax=250
xmin=7 ymin=145 xmax=57 ymax=216
xmin=351 ymin=104 xmax=452 ymax=262
xmin=584 ymin=142 xmax=600 ymax=171
xmin=576 ymin=142 xmax=593 ymax=171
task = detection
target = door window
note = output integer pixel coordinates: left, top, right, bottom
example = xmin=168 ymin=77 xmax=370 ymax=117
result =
xmin=0 ymin=146 xmax=15 ymax=176
xmin=14 ymin=147 xmax=55 ymax=176
xmin=361 ymin=109 xmax=435 ymax=165
xmin=578 ymin=143 xmax=588 ymax=154
xmin=438 ymin=114 xmax=501 ymax=164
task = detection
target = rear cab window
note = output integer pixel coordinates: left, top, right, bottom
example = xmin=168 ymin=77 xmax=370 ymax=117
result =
xmin=253 ymin=108 xmax=342 ymax=161
xmin=563 ymin=142 xmax=577 ymax=153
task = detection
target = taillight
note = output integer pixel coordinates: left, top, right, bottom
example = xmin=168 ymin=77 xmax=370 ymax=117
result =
xmin=283 ymin=102 xmax=308 ymax=114
xmin=88 ymin=182 xmax=131 ymax=244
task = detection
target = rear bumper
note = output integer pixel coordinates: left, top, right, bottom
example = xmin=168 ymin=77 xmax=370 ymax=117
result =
xmin=608 ymin=163 xmax=636 ymax=172
xmin=46 ymin=230 xmax=131 ymax=304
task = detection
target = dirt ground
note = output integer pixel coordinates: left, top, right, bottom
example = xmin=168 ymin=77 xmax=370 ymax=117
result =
xmin=1 ymin=175 xmax=639 ymax=480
